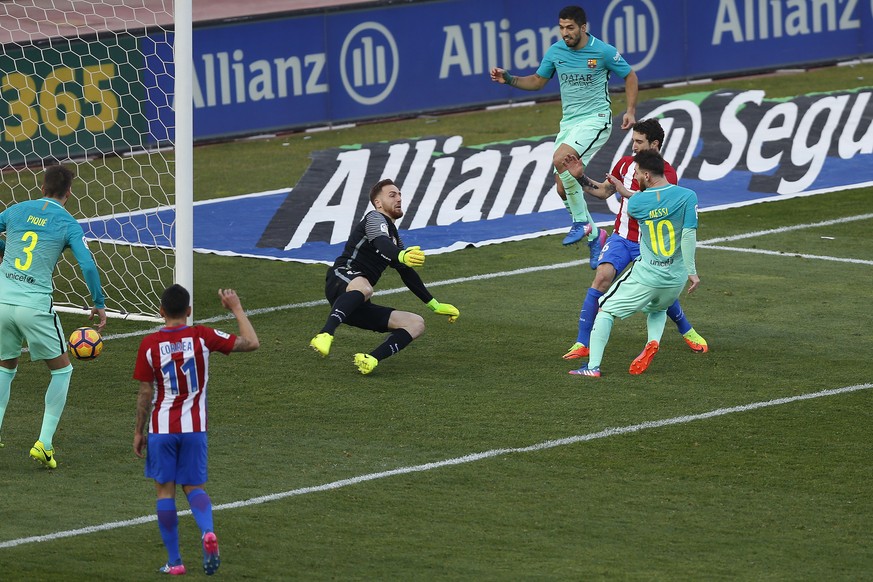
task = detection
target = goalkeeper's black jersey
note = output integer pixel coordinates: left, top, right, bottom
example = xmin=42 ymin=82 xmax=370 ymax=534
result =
xmin=328 ymin=210 xmax=433 ymax=304
xmin=331 ymin=210 xmax=406 ymax=286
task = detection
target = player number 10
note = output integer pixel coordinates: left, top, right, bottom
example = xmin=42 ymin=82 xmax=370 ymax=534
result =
xmin=644 ymin=219 xmax=676 ymax=256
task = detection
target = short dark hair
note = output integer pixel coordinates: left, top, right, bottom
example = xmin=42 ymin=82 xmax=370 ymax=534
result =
xmin=43 ymin=164 xmax=74 ymax=198
xmin=161 ymin=284 xmax=190 ymax=318
xmin=369 ymin=178 xmax=395 ymax=203
xmin=632 ymin=119 xmax=665 ymax=150
xmin=559 ymin=6 xmax=587 ymax=26
xmin=634 ymin=150 xmax=666 ymax=176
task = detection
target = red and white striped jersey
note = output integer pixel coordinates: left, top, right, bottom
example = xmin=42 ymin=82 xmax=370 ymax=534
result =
xmin=610 ymin=156 xmax=678 ymax=242
xmin=134 ymin=325 xmax=236 ymax=434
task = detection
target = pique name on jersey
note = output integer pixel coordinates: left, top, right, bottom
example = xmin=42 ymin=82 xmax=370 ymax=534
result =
xmin=26 ymin=215 xmax=47 ymax=227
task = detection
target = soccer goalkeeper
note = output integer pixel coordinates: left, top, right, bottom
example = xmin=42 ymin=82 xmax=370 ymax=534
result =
xmin=309 ymin=178 xmax=460 ymax=375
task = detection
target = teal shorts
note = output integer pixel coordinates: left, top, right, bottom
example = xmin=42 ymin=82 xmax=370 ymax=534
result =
xmin=0 ymin=303 xmax=67 ymax=361
xmin=599 ymin=266 xmax=685 ymax=320
xmin=555 ymin=115 xmax=612 ymax=166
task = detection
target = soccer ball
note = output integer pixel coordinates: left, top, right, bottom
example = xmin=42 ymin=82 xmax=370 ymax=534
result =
xmin=68 ymin=327 xmax=103 ymax=360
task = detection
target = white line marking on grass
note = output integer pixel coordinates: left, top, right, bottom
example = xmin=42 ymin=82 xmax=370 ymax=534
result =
xmin=99 ymin=212 xmax=873 ymax=340
xmin=698 ymin=245 xmax=873 ymax=266
xmin=187 ymin=261 xmax=585 ymax=326
xmin=699 ymin=213 xmax=873 ymax=244
xmin=2 ymin=382 xmax=870 ymax=549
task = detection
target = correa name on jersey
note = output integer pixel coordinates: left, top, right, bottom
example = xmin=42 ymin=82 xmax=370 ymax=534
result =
xmin=159 ymin=340 xmax=194 ymax=356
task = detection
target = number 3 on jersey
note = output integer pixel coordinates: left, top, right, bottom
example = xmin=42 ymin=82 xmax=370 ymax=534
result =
xmin=14 ymin=230 xmax=38 ymax=270
xmin=644 ymin=219 xmax=676 ymax=256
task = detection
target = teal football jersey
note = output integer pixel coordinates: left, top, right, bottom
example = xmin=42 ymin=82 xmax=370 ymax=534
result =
xmin=0 ymin=198 xmax=105 ymax=311
xmin=627 ymin=184 xmax=699 ymax=288
xmin=536 ymin=34 xmax=633 ymax=129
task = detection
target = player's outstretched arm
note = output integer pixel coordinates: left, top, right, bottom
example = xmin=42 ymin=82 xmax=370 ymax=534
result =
xmin=562 ymin=153 xmax=612 ymax=199
xmin=606 ymin=174 xmax=635 ymax=199
xmin=219 ymin=288 xmax=260 ymax=352
xmin=489 ymin=68 xmax=549 ymax=91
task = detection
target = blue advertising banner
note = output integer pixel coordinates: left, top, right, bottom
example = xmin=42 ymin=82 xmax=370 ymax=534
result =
xmin=141 ymin=0 xmax=873 ymax=143
xmin=86 ymin=87 xmax=873 ymax=264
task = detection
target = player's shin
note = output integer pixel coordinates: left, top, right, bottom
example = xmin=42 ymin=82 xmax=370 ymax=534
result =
xmin=577 ymin=289 xmax=604 ymax=345
xmin=587 ymin=312 xmax=615 ymax=369
xmin=0 ymin=367 xmax=16 ymax=432
xmin=646 ymin=311 xmax=668 ymax=344
xmin=370 ymin=329 xmax=414 ymax=361
xmin=39 ymin=365 xmax=72 ymax=449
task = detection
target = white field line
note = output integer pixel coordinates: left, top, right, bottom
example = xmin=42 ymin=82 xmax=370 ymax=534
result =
xmin=698 ymin=245 xmax=873 ymax=266
xmin=698 ymin=213 xmax=873 ymax=244
xmin=1 ymin=382 xmax=870 ymax=550
xmin=94 ymin=212 xmax=872 ymax=342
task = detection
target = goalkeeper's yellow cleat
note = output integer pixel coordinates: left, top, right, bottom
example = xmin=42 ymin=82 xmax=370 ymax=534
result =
xmin=30 ymin=440 xmax=57 ymax=469
xmin=309 ymin=332 xmax=333 ymax=357
xmin=562 ymin=342 xmax=589 ymax=360
xmin=682 ymin=329 xmax=708 ymax=353
xmin=354 ymin=353 xmax=378 ymax=375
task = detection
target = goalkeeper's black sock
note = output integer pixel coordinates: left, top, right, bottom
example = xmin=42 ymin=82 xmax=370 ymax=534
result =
xmin=370 ymin=329 xmax=414 ymax=361
xmin=322 ymin=290 xmax=366 ymax=334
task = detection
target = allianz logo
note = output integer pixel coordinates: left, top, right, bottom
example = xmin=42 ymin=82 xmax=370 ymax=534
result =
xmin=340 ymin=21 xmax=399 ymax=106
xmin=601 ymin=0 xmax=660 ymax=72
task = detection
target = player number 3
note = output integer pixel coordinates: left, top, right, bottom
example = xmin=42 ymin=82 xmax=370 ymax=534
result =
xmin=15 ymin=230 xmax=38 ymax=271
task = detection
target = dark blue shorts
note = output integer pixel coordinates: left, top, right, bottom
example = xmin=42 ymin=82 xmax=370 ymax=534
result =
xmin=145 ymin=432 xmax=208 ymax=486
xmin=598 ymin=234 xmax=640 ymax=274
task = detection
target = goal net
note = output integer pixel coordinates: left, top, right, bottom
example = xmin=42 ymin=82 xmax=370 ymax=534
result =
xmin=0 ymin=1 xmax=189 ymax=321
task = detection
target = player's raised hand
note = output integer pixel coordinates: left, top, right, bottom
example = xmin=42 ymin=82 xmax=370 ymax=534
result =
xmin=490 ymin=67 xmax=508 ymax=83
xmin=219 ymin=288 xmax=242 ymax=311
xmin=398 ymin=246 xmax=425 ymax=268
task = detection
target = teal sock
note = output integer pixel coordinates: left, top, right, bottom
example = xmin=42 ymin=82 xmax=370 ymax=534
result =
xmin=587 ymin=311 xmax=615 ymax=369
xmin=646 ymin=311 xmax=668 ymax=344
xmin=39 ymin=364 xmax=72 ymax=450
xmin=559 ymin=171 xmax=587 ymax=222
xmin=559 ymin=171 xmax=598 ymax=238
xmin=0 ymin=367 xmax=16 ymax=433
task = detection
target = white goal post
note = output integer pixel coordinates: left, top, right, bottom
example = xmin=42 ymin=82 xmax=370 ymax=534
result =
xmin=0 ymin=0 xmax=193 ymax=322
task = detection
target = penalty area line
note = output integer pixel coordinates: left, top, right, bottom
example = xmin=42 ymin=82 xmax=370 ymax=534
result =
xmin=1 ymin=382 xmax=870 ymax=549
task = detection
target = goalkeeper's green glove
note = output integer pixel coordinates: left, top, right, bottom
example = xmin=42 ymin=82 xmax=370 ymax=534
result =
xmin=398 ymin=245 xmax=425 ymax=267
xmin=427 ymin=298 xmax=459 ymax=323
